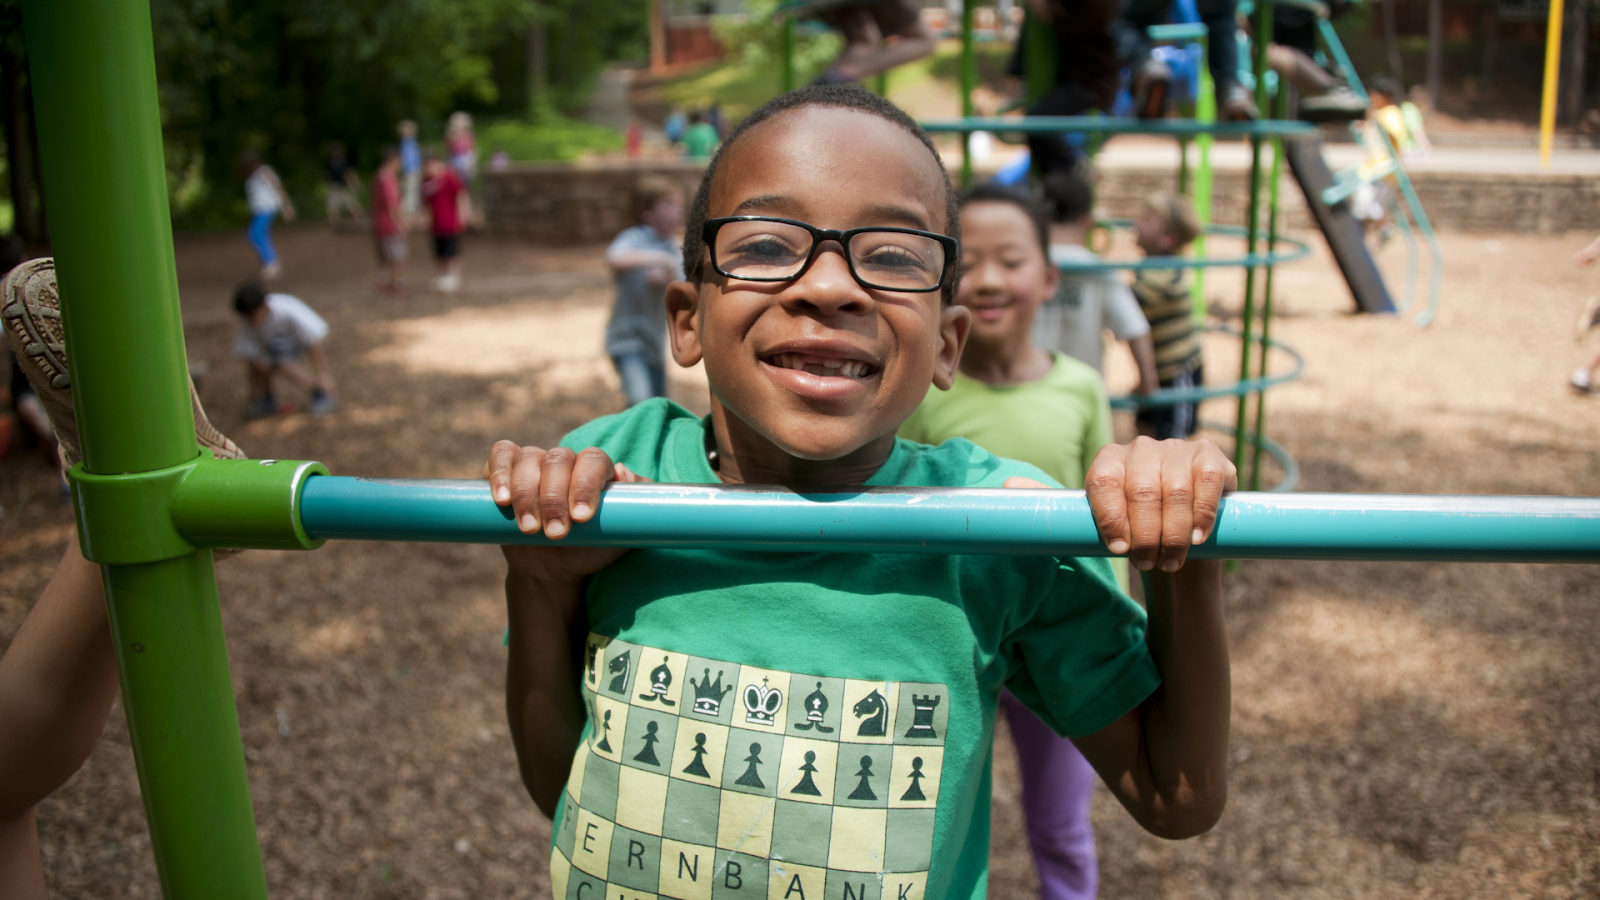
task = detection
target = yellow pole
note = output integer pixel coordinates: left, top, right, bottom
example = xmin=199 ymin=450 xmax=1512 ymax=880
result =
xmin=1540 ymin=0 xmax=1564 ymax=168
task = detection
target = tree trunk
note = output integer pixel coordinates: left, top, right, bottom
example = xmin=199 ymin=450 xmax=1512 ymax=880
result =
xmin=1383 ymin=0 xmax=1406 ymax=83
xmin=1482 ymin=0 xmax=1500 ymax=91
xmin=1426 ymin=0 xmax=1442 ymax=109
xmin=0 ymin=38 xmax=40 ymax=244
xmin=649 ymin=0 xmax=667 ymax=73
xmin=1564 ymin=0 xmax=1587 ymax=125
xmin=527 ymin=10 xmax=548 ymax=117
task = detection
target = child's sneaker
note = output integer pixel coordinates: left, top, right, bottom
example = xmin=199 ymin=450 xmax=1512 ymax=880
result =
xmin=1577 ymin=295 xmax=1600 ymax=341
xmin=2 ymin=258 xmax=247 ymax=468
xmin=243 ymin=394 xmax=279 ymax=420
xmin=1572 ymin=368 xmax=1595 ymax=394
xmin=308 ymin=390 xmax=338 ymax=418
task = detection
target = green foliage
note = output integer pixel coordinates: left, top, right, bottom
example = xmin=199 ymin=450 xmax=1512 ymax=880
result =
xmin=145 ymin=0 xmax=646 ymax=228
xmin=477 ymin=115 xmax=624 ymax=162
xmin=711 ymin=0 xmax=841 ymax=83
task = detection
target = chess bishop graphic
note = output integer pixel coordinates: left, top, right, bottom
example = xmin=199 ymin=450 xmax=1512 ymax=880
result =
xmin=743 ymin=678 xmax=783 ymax=726
xmin=794 ymin=681 xmax=834 ymax=733
xmin=639 ymin=656 xmax=676 ymax=706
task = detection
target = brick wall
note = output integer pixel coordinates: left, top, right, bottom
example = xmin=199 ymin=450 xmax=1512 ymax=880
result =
xmin=480 ymin=160 xmax=1600 ymax=242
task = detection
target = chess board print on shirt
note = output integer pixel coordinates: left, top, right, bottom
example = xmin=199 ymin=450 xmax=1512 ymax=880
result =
xmin=551 ymin=633 xmax=950 ymax=900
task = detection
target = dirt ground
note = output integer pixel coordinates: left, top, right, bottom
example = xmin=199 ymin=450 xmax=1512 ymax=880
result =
xmin=1 ymin=222 xmax=1597 ymax=899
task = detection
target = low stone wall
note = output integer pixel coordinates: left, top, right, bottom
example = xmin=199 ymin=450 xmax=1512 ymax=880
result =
xmin=480 ymin=159 xmax=1600 ymax=242
xmin=481 ymin=161 xmax=707 ymax=243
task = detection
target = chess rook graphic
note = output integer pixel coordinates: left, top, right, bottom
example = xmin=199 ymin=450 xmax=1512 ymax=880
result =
xmin=554 ymin=634 xmax=947 ymax=900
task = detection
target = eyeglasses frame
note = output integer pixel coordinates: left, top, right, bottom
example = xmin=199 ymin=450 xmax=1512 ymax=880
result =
xmin=700 ymin=215 xmax=959 ymax=294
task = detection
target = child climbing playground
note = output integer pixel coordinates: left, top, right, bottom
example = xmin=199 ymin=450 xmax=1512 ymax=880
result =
xmin=483 ymin=85 xmax=1235 ymax=900
xmin=898 ymin=183 xmax=1124 ymax=900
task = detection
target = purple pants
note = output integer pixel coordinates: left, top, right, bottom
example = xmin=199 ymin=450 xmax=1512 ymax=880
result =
xmin=1001 ymin=690 xmax=1099 ymax=900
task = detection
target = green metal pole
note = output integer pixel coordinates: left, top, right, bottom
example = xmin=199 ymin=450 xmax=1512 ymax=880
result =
xmin=960 ymin=0 xmax=976 ymax=186
xmin=1250 ymin=89 xmax=1288 ymax=489
xmin=1191 ymin=37 xmax=1215 ymax=320
xmin=21 ymin=1 xmax=269 ymax=897
xmin=1233 ymin=1 xmax=1272 ymax=474
xmin=782 ymin=15 xmax=797 ymax=93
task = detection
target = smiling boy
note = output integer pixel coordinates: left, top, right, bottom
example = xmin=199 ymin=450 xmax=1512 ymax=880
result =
xmin=484 ymin=85 xmax=1234 ymax=900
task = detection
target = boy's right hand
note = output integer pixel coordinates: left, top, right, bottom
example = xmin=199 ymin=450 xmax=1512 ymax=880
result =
xmin=483 ymin=441 xmax=648 ymax=592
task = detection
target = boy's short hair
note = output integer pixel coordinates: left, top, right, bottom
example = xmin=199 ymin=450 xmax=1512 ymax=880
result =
xmin=959 ymin=184 xmax=1051 ymax=258
xmin=233 ymin=282 xmax=267 ymax=317
xmin=380 ymin=144 xmax=399 ymax=163
xmin=635 ymin=177 xmax=683 ymax=217
xmin=1041 ymin=168 xmax=1093 ymax=224
xmin=681 ymin=84 xmax=962 ymax=306
xmin=1144 ymin=190 xmax=1200 ymax=251
xmin=1368 ymin=75 xmax=1402 ymax=103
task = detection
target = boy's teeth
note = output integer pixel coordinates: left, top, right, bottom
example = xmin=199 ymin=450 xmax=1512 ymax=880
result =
xmin=771 ymin=354 xmax=872 ymax=378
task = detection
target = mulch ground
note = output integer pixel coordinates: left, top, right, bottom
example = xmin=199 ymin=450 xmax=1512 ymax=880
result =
xmin=1 ymin=223 xmax=1597 ymax=899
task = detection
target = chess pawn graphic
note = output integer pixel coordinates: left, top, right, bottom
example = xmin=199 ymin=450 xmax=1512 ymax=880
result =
xmin=596 ymin=709 xmax=614 ymax=754
xmin=900 ymin=756 xmax=927 ymax=802
xmin=793 ymin=681 xmax=833 ymax=733
xmin=847 ymin=755 xmax=877 ymax=801
xmin=639 ymin=656 xmax=676 ymax=706
xmin=633 ymin=721 xmax=662 ymax=766
xmin=690 ymin=668 xmax=733 ymax=717
xmin=903 ymin=693 xmax=941 ymax=739
xmin=682 ymin=733 xmax=712 ymax=778
xmin=790 ymin=750 xmax=822 ymax=796
xmin=734 ymin=742 xmax=766 ymax=788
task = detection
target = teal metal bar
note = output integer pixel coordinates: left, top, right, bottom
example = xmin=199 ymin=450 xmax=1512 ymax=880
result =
xmin=918 ymin=116 xmax=1316 ymax=136
xmin=21 ymin=0 xmax=268 ymax=897
xmin=290 ymin=479 xmax=1600 ymax=564
xmin=1056 ymin=220 xmax=1313 ymax=272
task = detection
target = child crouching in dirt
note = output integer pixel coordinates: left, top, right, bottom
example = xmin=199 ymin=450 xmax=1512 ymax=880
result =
xmin=483 ymin=84 xmax=1235 ymax=899
xmin=232 ymin=282 xmax=337 ymax=418
xmin=1132 ymin=191 xmax=1204 ymax=440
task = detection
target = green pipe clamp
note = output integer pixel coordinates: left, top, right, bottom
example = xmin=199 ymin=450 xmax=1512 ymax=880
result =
xmin=70 ymin=452 xmax=327 ymax=564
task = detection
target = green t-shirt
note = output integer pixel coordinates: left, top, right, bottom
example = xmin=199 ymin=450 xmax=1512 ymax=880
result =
xmin=898 ymin=352 xmax=1114 ymax=491
xmin=682 ymin=122 xmax=720 ymax=159
xmin=547 ymin=399 xmax=1158 ymax=900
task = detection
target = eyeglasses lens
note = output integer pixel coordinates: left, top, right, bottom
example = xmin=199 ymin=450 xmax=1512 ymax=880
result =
xmin=714 ymin=220 xmax=945 ymax=290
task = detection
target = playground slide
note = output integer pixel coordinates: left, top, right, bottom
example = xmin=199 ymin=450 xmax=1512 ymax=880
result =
xmin=1283 ymin=136 xmax=1397 ymax=315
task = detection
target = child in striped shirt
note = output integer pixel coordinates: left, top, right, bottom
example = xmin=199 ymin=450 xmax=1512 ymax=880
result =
xmin=1131 ymin=191 xmax=1203 ymax=439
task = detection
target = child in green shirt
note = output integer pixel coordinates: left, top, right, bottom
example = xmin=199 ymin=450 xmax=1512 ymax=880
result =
xmin=899 ymin=185 xmax=1117 ymax=900
xmin=483 ymin=85 xmax=1236 ymax=900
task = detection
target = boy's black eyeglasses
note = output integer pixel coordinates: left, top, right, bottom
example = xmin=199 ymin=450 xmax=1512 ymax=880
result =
xmin=701 ymin=216 xmax=957 ymax=293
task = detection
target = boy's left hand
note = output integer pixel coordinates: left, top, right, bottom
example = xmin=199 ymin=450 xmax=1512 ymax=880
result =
xmin=1007 ymin=437 xmax=1236 ymax=572
xmin=1084 ymin=437 xmax=1236 ymax=573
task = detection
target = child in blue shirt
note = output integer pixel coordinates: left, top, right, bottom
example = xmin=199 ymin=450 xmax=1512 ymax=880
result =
xmin=483 ymin=85 xmax=1235 ymax=900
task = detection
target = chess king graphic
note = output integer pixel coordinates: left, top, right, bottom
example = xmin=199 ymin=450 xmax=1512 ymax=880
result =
xmin=560 ymin=635 xmax=948 ymax=900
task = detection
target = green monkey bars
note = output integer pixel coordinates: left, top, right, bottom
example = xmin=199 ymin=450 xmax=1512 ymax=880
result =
xmin=18 ymin=1 xmax=1588 ymax=897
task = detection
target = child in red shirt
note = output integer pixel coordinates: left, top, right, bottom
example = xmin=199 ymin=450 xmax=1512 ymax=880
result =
xmin=422 ymin=152 xmax=465 ymax=293
xmin=371 ymin=145 xmax=407 ymax=293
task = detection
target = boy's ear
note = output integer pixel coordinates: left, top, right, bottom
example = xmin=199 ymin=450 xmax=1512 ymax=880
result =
xmin=931 ymin=303 xmax=971 ymax=391
xmin=665 ymin=280 xmax=703 ymax=367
